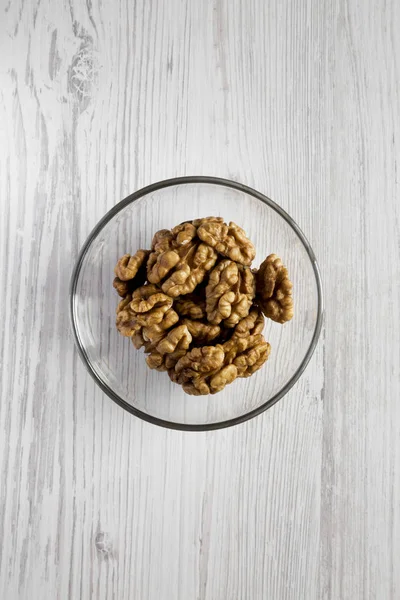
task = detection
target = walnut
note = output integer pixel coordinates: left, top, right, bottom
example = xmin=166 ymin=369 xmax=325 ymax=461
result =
xmin=116 ymin=294 xmax=132 ymax=314
xmin=147 ymin=224 xmax=194 ymax=285
xmin=174 ymin=294 xmax=206 ymax=320
xmin=255 ymin=254 xmax=294 ymax=323
xmin=114 ymin=250 xmax=150 ymax=286
xmin=129 ymin=284 xmax=173 ymax=326
xmin=174 ymin=345 xmax=224 ymax=377
xmin=145 ymin=324 xmax=192 ymax=371
xmin=179 ymin=364 xmax=238 ymax=396
xmin=115 ymin=295 xmax=139 ymax=337
xmin=205 ymin=260 xmax=255 ymax=327
xmin=156 ymin=324 xmax=192 ymax=355
xmin=232 ymin=307 xmax=265 ymax=338
xmin=170 ymin=344 xmax=238 ymax=396
xmin=223 ymin=333 xmax=271 ymax=377
xmin=141 ymin=308 xmax=180 ymax=344
xmin=192 ymin=216 xmax=224 ymax=227
xmin=151 ymin=229 xmax=174 ymax=251
xmin=129 ymin=305 xmax=181 ymax=351
xmin=171 ymin=344 xmax=243 ymax=395
xmin=171 ymin=345 xmax=231 ymax=395
xmin=160 ymin=242 xmax=218 ymax=297
xmin=113 ymin=277 xmax=131 ymax=297
xmin=181 ymin=318 xmax=221 ymax=343
xmin=147 ymin=226 xmax=187 ymax=285
xmin=146 ymin=349 xmax=188 ymax=372
xmin=197 ymin=220 xmax=255 ymax=266
xmin=116 ymin=285 xmax=178 ymax=341
xmin=131 ymin=328 xmax=147 ymax=350
xmin=170 ymin=222 xmax=197 ymax=246
xmin=169 ymin=333 xmax=270 ymax=395
xmin=147 ymin=248 xmax=181 ymax=284
xmin=148 ymin=221 xmax=219 ymax=296
xmin=114 ymin=218 xmax=289 ymax=395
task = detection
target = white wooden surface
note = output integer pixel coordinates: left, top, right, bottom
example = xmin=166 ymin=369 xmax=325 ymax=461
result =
xmin=1 ymin=0 xmax=399 ymax=598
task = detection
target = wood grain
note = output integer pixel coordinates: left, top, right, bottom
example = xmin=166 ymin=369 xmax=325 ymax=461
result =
xmin=0 ymin=0 xmax=399 ymax=598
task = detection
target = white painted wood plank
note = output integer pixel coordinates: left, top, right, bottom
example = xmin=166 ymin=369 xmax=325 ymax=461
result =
xmin=0 ymin=0 xmax=398 ymax=599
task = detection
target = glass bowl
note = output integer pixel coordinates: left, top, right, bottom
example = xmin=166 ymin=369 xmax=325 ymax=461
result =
xmin=70 ymin=176 xmax=323 ymax=431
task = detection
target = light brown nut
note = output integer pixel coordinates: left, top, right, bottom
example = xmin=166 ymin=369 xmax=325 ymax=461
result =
xmin=131 ymin=306 xmax=181 ymax=352
xmin=146 ymin=348 xmax=188 ymax=372
xmin=116 ymin=307 xmax=141 ymax=338
xmin=180 ymin=381 xmax=207 ymax=396
xmin=171 ymin=345 xmax=239 ymax=395
xmin=206 ymin=260 xmax=255 ymax=327
xmin=116 ymin=285 xmax=178 ymax=342
xmin=129 ymin=284 xmax=173 ymax=326
xmin=181 ymin=319 xmax=221 ymax=343
xmin=131 ymin=329 xmax=146 ymax=349
xmin=171 ymin=222 xmax=197 ymax=246
xmin=222 ymin=335 xmax=249 ymax=364
xmin=114 ymin=250 xmax=150 ymax=282
xmin=116 ymin=294 xmax=132 ymax=314
xmin=156 ymin=324 xmax=192 ymax=355
xmin=151 ymin=229 xmax=174 ymax=251
xmin=175 ymin=345 xmax=225 ymax=379
xmin=192 ymin=216 xmax=224 ymax=228
xmin=209 ymin=364 xmax=238 ymax=392
xmin=113 ymin=277 xmax=131 ymax=297
xmin=223 ymin=333 xmax=271 ymax=377
xmin=197 ymin=220 xmax=256 ymax=266
xmin=174 ymin=295 xmax=206 ymax=320
xmin=116 ymin=294 xmax=136 ymax=336
xmin=148 ymin=221 xmax=219 ymax=295
xmin=146 ymin=352 xmax=166 ymax=371
xmin=161 ymin=242 xmax=218 ymax=297
xmin=232 ymin=308 xmax=265 ymax=338
xmin=147 ymin=249 xmax=181 ymax=284
xmin=141 ymin=308 xmax=180 ymax=344
xmin=255 ymin=254 xmax=294 ymax=323
xmin=147 ymin=226 xmax=193 ymax=284
xmin=178 ymin=362 xmax=238 ymax=396
xmin=233 ymin=334 xmax=271 ymax=377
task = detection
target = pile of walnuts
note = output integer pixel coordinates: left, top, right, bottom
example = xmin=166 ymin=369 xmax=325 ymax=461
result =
xmin=113 ymin=217 xmax=293 ymax=396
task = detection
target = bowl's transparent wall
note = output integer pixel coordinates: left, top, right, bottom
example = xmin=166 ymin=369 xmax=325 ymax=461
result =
xmin=73 ymin=183 xmax=319 ymax=426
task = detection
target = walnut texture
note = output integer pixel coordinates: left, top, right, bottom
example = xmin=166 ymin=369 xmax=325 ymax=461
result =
xmin=147 ymin=223 xmax=218 ymax=295
xmin=168 ymin=329 xmax=270 ymax=395
xmin=232 ymin=307 xmax=265 ymax=338
xmin=223 ymin=333 xmax=271 ymax=378
xmin=114 ymin=217 xmax=293 ymax=395
xmin=171 ymin=345 xmax=232 ymax=395
xmin=197 ymin=220 xmax=256 ymax=266
xmin=115 ymin=285 xmax=178 ymax=343
xmin=181 ymin=318 xmax=221 ymax=343
xmin=114 ymin=250 xmax=150 ymax=283
xmin=113 ymin=277 xmax=131 ymax=297
xmin=205 ymin=260 xmax=255 ymax=327
xmin=160 ymin=242 xmax=218 ymax=298
xmin=145 ymin=324 xmax=192 ymax=371
xmin=255 ymin=254 xmax=294 ymax=323
xmin=174 ymin=294 xmax=206 ymax=320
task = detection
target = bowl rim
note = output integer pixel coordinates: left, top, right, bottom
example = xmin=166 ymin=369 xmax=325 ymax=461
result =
xmin=70 ymin=175 xmax=323 ymax=431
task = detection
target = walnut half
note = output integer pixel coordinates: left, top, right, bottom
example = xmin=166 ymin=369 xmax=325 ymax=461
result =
xmin=206 ymin=260 xmax=255 ymax=327
xmin=168 ymin=329 xmax=270 ymax=395
xmin=113 ymin=250 xmax=150 ymax=296
xmin=223 ymin=333 xmax=271 ymax=378
xmin=255 ymin=254 xmax=294 ymax=323
xmin=171 ymin=345 xmax=235 ymax=396
xmin=197 ymin=220 xmax=255 ymax=266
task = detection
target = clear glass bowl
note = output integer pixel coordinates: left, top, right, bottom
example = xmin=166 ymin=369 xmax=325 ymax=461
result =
xmin=70 ymin=176 xmax=323 ymax=430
